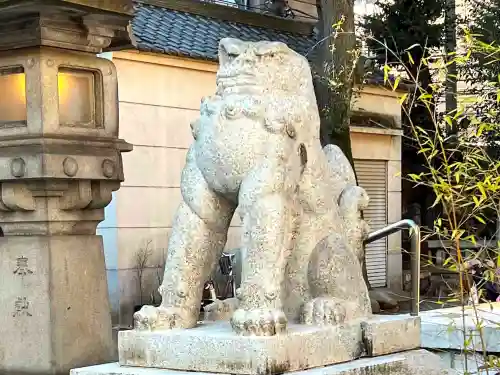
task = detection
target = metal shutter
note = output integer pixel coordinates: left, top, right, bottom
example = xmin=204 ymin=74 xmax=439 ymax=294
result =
xmin=354 ymin=160 xmax=388 ymax=288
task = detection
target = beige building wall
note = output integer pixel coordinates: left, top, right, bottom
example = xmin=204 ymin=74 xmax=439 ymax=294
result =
xmin=351 ymin=85 xmax=403 ymax=290
xmin=111 ymin=51 xmax=237 ymax=326
xmin=350 ymin=127 xmax=402 ymax=289
xmin=111 ymin=50 xmax=403 ymax=326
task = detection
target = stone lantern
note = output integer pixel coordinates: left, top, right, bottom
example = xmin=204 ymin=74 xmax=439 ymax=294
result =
xmin=0 ymin=1 xmax=133 ymax=374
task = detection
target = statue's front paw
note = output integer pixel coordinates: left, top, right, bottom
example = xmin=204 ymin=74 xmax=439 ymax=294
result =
xmin=301 ymin=297 xmax=347 ymax=326
xmin=133 ymin=305 xmax=196 ymax=331
xmin=204 ymin=297 xmax=239 ymax=321
xmin=230 ymin=308 xmax=287 ymax=336
xmin=133 ymin=305 xmax=160 ymax=330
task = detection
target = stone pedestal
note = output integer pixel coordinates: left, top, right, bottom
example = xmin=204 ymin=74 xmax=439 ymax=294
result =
xmin=72 ymin=315 xmax=426 ymax=375
xmin=72 ymin=349 xmax=454 ymax=375
xmin=118 ymin=315 xmax=420 ymax=374
xmin=1 ymin=236 xmax=115 ymax=373
xmin=0 ymin=1 xmax=133 ymax=374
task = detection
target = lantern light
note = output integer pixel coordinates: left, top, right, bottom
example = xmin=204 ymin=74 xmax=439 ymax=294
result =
xmin=57 ymin=68 xmax=97 ymax=127
xmin=0 ymin=66 xmax=26 ymax=125
xmin=0 ymin=66 xmax=99 ymax=127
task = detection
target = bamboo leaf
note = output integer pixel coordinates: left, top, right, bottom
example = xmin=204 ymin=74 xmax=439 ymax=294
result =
xmin=431 ymin=193 xmax=442 ymax=208
xmin=444 ymin=116 xmax=453 ymax=127
xmin=419 ymin=93 xmax=433 ymax=100
xmin=416 ymin=126 xmax=429 ymax=135
xmin=464 ymin=235 xmax=477 ymax=245
xmin=418 ymin=148 xmax=431 ymax=154
xmin=393 ymin=76 xmax=401 ymax=91
xmin=474 ymin=215 xmax=486 ymax=224
xmin=407 ymin=51 xmax=415 ymax=65
xmin=383 ymin=64 xmax=390 ymax=84
xmin=478 ymin=183 xmax=487 ymax=199
xmin=477 ymin=124 xmax=487 ymax=137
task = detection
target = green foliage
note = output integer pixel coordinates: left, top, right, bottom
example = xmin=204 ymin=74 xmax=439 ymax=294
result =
xmin=362 ymin=0 xmax=447 ymax=242
xmin=362 ymin=0 xmax=444 ymax=71
xmin=459 ymin=0 xmax=500 ymax=158
xmin=363 ymin=3 xmax=500 ymax=370
xmin=362 ymin=0 xmax=445 ymax=150
xmin=466 ymin=0 xmax=500 ymax=82
xmin=387 ymin=34 xmax=500 ymax=373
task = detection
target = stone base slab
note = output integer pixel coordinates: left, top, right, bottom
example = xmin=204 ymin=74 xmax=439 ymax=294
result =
xmin=72 ymin=349 xmax=454 ymax=375
xmin=362 ymin=314 xmax=421 ymax=356
xmin=117 ymin=315 xmax=420 ymax=375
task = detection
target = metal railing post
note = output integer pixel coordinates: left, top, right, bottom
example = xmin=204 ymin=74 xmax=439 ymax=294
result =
xmin=364 ymin=219 xmax=421 ymax=316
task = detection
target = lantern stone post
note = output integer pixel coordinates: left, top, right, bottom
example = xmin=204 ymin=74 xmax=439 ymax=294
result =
xmin=0 ymin=1 xmax=133 ymax=374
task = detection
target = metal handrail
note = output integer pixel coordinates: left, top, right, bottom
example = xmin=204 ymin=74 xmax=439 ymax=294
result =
xmin=364 ymin=219 xmax=421 ymax=316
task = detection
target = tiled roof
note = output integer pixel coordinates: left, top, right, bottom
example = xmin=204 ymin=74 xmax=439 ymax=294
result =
xmin=129 ymin=2 xmax=405 ymax=90
xmin=131 ymin=2 xmax=317 ymax=61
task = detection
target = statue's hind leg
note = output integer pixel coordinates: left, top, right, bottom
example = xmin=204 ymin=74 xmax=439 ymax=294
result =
xmin=302 ymin=233 xmax=372 ymax=326
xmin=134 ymin=148 xmax=235 ymax=331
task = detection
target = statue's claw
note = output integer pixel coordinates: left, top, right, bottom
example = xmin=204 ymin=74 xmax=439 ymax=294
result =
xmin=133 ymin=305 xmax=196 ymax=331
xmin=204 ymin=297 xmax=239 ymax=321
xmin=230 ymin=308 xmax=287 ymax=336
xmin=301 ymin=297 xmax=348 ymax=326
xmin=133 ymin=305 xmax=160 ymax=331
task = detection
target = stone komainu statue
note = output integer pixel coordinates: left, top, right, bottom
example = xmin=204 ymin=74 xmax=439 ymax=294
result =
xmin=134 ymin=38 xmax=372 ymax=336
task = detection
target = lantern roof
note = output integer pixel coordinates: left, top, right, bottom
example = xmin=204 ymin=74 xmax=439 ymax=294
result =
xmin=0 ymin=0 xmax=134 ymax=52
